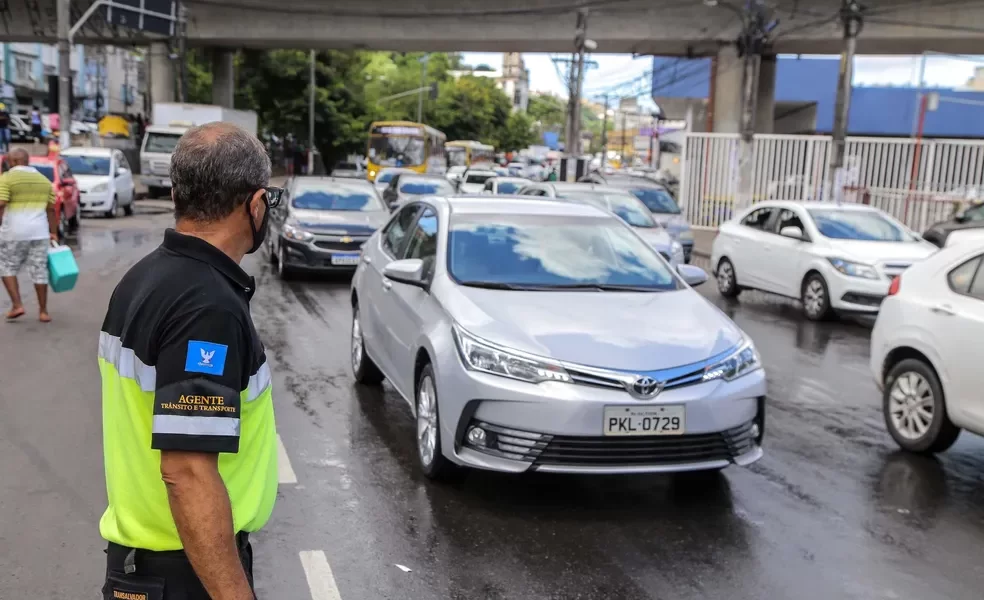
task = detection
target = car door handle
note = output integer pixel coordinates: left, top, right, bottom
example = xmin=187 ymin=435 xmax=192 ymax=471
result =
xmin=362 ymin=255 xmax=372 ymax=265
xmin=382 ymin=280 xmax=392 ymax=291
xmin=931 ymin=304 xmax=955 ymax=316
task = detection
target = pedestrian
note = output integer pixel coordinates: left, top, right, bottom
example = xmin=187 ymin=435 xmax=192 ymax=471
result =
xmin=29 ymin=105 xmax=42 ymax=142
xmin=0 ymin=148 xmax=57 ymax=322
xmin=98 ymin=122 xmax=279 ymax=599
xmin=293 ymin=142 xmax=306 ymax=175
xmin=48 ymin=109 xmax=60 ymax=140
xmin=0 ymin=102 xmax=10 ymax=153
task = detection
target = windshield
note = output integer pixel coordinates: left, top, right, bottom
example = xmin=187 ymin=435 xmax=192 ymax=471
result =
xmin=465 ymin=173 xmax=493 ymax=185
xmin=62 ymin=155 xmax=110 ymax=176
xmin=377 ymin=171 xmax=401 ymax=184
xmin=370 ymin=135 xmax=425 ymax=167
xmin=447 ymin=147 xmax=466 ymax=167
xmin=144 ymin=132 xmax=182 ymax=154
xmin=334 ymin=162 xmax=358 ymax=171
xmin=400 ymin=179 xmax=455 ymax=195
xmin=808 ymin=209 xmax=913 ymax=242
xmin=449 ymin=214 xmax=679 ymax=290
xmin=560 ymin=191 xmax=656 ymax=228
xmin=32 ymin=165 xmax=55 ymax=182
xmin=497 ymin=181 xmax=524 ymax=194
xmin=291 ymin=184 xmax=384 ymax=211
xmin=632 ymin=187 xmax=681 ymax=214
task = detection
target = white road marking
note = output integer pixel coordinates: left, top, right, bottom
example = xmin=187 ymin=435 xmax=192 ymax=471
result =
xmin=300 ymin=550 xmax=343 ymax=600
xmin=277 ymin=434 xmax=298 ymax=484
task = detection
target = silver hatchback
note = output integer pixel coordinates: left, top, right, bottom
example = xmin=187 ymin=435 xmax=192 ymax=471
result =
xmin=350 ymin=196 xmax=766 ymax=479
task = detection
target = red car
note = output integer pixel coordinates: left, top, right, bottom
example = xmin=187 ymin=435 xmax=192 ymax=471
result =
xmin=1 ymin=154 xmax=80 ymax=240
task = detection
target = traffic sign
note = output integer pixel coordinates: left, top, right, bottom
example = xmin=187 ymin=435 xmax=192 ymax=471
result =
xmin=104 ymin=0 xmax=178 ymax=36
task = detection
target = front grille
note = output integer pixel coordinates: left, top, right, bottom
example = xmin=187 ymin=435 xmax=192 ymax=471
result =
xmin=841 ymin=292 xmax=884 ymax=307
xmin=314 ymin=240 xmax=364 ymax=252
xmin=565 ymin=364 xmax=708 ymax=394
xmin=533 ymin=421 xmax=756 ymax=468
xmin=151 ymin=161 xmax=169 ymax=174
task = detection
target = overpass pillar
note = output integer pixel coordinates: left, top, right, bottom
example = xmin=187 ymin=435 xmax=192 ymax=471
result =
xmin=755 ymin=55 xmax=776 ymax=134
xmin=149 ymin=42 xmax=175 ymax=108
xmin=711 ymin=45 xmax=742 ymax=133
xmin=211 ymin=49 xmax=235 ymax=109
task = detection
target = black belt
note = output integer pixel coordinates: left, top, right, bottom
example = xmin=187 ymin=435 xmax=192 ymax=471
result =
xmin=110 ymin=532 xmax=250 ymax=575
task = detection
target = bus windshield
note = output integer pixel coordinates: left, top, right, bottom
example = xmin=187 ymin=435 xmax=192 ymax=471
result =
xmin=447 ymin=147 xmax=466 ymax=167
xmin=370 ymin=136 xmax=425 ymax=167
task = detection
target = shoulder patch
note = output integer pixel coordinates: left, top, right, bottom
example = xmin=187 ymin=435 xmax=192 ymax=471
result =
xmin=185 ymin=340 xmax=229 ymax=376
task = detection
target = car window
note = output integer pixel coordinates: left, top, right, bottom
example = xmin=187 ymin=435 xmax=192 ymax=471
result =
xmin=399 ymin=179 xmax=454 ymax=195
xmin=808 ymin=209 xmax=913 ymax=242
xmin=949 ymin=255 xmax=982 ymax=295
xmin=465 ymin=173 xmax=493 ymax=185
xmin=962 ymin=204 xmax=984 ymax=222
xmin=59 ymin=163 xmax=72 ymax=179
xmin=773 ymin=209 xmax=805 ymax=234
xmin=742 ymin=207 xmax=775 ymax=230
xmin=383 ymin=205 xmax=421 ymax=257
xmin=118 ymin=153 xmax=130 ymax=170
xmin=484 ymin=180 xmax=494 ymax=192
xmin=404 ymin=208 xmax=439 ymax=279
xmin=631 ymin=187 xmax=681 ymax=214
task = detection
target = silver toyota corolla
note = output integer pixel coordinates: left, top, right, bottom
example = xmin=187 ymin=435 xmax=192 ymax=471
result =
xmin=350 ymin=196 xmax=766 ymax=480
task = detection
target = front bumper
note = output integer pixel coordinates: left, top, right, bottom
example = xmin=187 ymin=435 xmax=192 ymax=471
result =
xmin=142 ymin=175 xmax=171 ymax=189
xmin=826 ymin=271 xmax=890 ymax=313
xmin=79 ymin=191 xmax=112 ymax=212
xmin=438 ymin=357 xmax=767 ymax=474
xmin=281 ymin=236 xmax=365 ymax=271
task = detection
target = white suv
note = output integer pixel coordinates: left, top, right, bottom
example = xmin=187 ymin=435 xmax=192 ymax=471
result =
xmin=871 ymin=241 xmax=984 ymax=453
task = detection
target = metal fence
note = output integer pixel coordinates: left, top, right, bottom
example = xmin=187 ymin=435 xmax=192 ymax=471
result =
xmin=680 ymin=133 xmax=984 ymax=231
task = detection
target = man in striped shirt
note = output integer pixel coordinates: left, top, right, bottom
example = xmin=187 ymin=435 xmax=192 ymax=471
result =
xmin=0 ymin=147 xmax=57 ymax=322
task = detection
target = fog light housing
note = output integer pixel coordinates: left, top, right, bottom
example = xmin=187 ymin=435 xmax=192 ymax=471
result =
xmin=750 ymin=423 xmax=760 ymax=441
xmin=466 ymin=426 xmax=487 ymax=446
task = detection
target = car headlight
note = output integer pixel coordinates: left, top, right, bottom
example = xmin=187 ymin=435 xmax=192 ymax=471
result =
xmin=702 ymin=339 xmax=762 ymax=383
xmin=283 ymin=224 xmax=314 ymax=242
xmin=452 ymin=324 xmax=571 ymax=384
xmin=91 ymin=182 xmax=108 ymax=193
xmin=826 ymin=257 xmax=879 ymax=279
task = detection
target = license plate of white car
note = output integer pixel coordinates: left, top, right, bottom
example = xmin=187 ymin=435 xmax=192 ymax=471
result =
xmin=603 ymin=405 xmax=685 ymax=436
xmin=330 ymin=253 xmax=360 ymax=266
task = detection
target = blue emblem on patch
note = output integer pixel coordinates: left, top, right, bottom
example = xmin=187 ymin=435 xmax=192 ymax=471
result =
xmin=185 ymin=340 xmax=229 ymax=375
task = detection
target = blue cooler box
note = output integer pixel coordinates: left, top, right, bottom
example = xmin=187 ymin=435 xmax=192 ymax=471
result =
xmin=48 ymin=245 xmax=79 ymax=293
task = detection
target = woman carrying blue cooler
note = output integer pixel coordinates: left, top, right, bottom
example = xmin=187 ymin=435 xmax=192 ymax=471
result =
xmin=0 ymin=148 xmax=59 ymax=322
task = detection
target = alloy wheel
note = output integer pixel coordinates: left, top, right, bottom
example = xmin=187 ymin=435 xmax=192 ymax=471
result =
xmin=717 ymin=261 xmax=734 ymax=292
xmin=888 ymin=372 xmax=935 ymax=440
xmin=803 ymin=279 xmax=825 ymax=318
xmin=416 ymin=375 xmax=438 ymax=468
xmin=351 ymin=312 xmax=363 ymax=373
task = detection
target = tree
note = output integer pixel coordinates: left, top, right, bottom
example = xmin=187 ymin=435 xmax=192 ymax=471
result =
xmin=473 ymin=64 xmax=495 ymax=72
xmin=428 ymin=75 xmax=511 ymax=144
xmin=498 ymin=111 xmax=538 ymax=152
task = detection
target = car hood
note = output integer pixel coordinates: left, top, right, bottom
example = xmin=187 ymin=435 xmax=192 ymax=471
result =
xmin=827 ymin=239 xmax=938 ymax=264
xmin=651 ymin=213 xmax=690 ymax=232
xmin=635 ymin=227 xmax=674 ymax=252
xmin=444 ymin=286 xmax=743 ymax=371
xmin=290 ymin=208 xmax=387 ymax=234
xmin=74 ymin=174 xmax=111 ymax=191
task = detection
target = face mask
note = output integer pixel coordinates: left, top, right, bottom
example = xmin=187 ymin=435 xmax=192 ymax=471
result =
xmin=246 ymin=193 xmax=270 ymax=254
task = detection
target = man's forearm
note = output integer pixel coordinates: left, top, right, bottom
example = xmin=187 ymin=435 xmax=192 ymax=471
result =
xmin=164 ymin=459 xmax=253 ymax=600
xmin=46 ymin=205 xmax=56 ymax=236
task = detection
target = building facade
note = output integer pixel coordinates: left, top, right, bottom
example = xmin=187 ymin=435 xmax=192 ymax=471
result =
xmin=450 ymin=52 xmax=530 ymax=113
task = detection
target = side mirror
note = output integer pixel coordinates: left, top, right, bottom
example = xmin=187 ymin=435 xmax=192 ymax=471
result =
xmin=677 ymin=264 xmax=708 ymax=287
xmin=383 ymin=258 xmax=427 ymax=288
xmin=780 ymin=225 xmax=806 ymax=241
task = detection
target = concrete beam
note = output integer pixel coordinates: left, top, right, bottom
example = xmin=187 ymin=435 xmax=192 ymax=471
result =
xmin=211 ymin=49 xmax=235 ymax=109
xmin=711 ymin=45 xmax=742 ymax=134
xmin=148 ymin=42 xmax=175 ymax=108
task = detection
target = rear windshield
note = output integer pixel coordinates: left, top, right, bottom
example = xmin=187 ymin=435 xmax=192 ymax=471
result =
xmin=631 ymin=187 xmax=680 ymax=214
xmin=400 ymin=180 xmax=454 ymax=195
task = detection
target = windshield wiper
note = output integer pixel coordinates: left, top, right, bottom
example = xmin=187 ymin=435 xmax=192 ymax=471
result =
xmin=460 ymin=281 xmax=531 ymax=290
xmin=531 ymin=283 xmax=666 ymax=292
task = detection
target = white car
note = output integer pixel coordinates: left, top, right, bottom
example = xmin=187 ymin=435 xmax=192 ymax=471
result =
xmin=373 ymin=167 xmax=414 ymax=194
xmin=61 ymin=147 xmax=136 ymax=218
xmin=456 ymin=169 xmax=497 ymax=194
xmin=445 ymin=166 xmax=467 ymax=184
xmin=711 ymin=201 xmax=937 ymax=320
xmin=870 ymin=240 xmax=984 ymax=453
xmin=481 ymin=176 xmax=531 ymax=195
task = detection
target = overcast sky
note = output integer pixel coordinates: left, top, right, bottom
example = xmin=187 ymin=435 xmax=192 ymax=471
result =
xmin=461 ymin=52 xmax=984 ymax=101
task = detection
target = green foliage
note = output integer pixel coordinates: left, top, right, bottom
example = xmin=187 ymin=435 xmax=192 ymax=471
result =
xmin=498 ymin=111 xmax=538 ymax=152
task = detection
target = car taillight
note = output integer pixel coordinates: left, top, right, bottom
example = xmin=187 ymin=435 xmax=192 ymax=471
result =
xmin=888 ymin=275 xmax=901 ymax=296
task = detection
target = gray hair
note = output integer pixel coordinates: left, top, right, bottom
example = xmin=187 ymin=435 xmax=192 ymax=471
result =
xmin=170 ymin=122 xmax=271 ymax=222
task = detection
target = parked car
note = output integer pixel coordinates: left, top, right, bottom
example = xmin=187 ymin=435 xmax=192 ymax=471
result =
xmin=331 ymin=161 xmax=364 ymax=179
xmin=481 ymin=176 xmax=531 ymax=195
xmin=373 ymin=167 xmax=414 ymax=195
xmin=9 ymin=115 xmax=34 ymax=142
xmin=871 ymin=240 xmax=984 ymax=454
xmin=29 ymin=156 xmax=80 ymax=240
xmin=266 ymin=176 xmax=388 ymax=279
xmin=922 ymin=201 xmax=984 ymax=248
xmin=518 ymin=181 xmax=685 ymax=267
xmin=580 ymin=171 xmax=695 ymax=262
xmin=350 ymin=196 xmax=764 ymax=479
xmin=445 ymin=166 xmax=467 ymax=185
xmin=61 ymin=147 xmax=136 ymax=218
xmin=456 ymin=168 xmax=497 ymax=194
xmin=381 ymin=173 xmax=455 ymax=209
xmin=711 ymin=201 xmax=937 ymax=320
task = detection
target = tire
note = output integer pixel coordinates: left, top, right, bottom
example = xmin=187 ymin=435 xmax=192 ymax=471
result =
xmin=716 ymin=258 xmax=741 ymax=298
xmin=883 ymin=358 xmax=960 ymax=454
xmin=123 ymin=200 xmax=134 ymax=216
xmin=350 ymin=305 xmax=384 ymax=385
xmin=801 ymin=273 xmax=833 ymax=321
xmin=105 ymin=196 xmax=119 ymax=219
xmin=147 ymin=186 xmax=163 ymax=199
xmin=268 ymin=238 xmax=279 ymax=265
xmin=415 ymin=364 xmax=460 ymax=481
xmin=276 ymin=244 xmax=293 ymax=280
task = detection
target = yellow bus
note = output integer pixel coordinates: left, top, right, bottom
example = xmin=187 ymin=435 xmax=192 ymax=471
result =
xmin=366 ymin=121 xmax=447 ymax=182
xmin=446 ymin=140 xmax=496 ymax=168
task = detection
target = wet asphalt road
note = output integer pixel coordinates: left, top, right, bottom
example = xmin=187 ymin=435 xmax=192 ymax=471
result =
xmin=2 ymin=210 xmax=984 ymax=599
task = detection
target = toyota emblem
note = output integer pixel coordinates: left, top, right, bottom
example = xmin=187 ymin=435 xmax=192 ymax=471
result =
xmin=629 ymin=376 xmax=663 ymax=399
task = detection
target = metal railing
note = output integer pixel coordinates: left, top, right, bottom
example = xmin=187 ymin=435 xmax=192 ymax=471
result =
xmin=680 ymin=133 xmax=984 ymax=231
